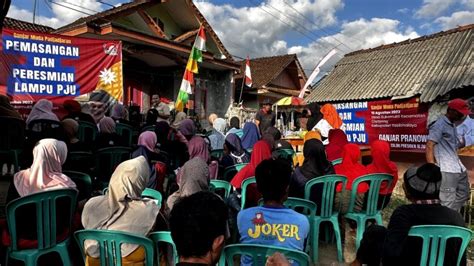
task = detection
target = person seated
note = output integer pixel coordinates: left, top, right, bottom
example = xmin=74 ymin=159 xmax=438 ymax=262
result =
xmin=82 ymin=156 xmax=162 ymax=266
xmin=170 ymin=191 xmax=228 ymax=265
xmin=352 ymin=163 xmax=466 ymax=266
xmin=26 ymin=99 xmax=59 ymax=129
xmin=94 ymin=117 xmax=125 ymax=150
xmin=237 ymin=159 xmax=309 ymax=265
xmin=140 ymin=109 xmax=158 ymax=131
xmin=178 ymin=118 xmax=197 ymax=142
xmin=334 ymin=144 xmax=369 ymax=214
xmin=61 ymin=118 xmax=91 ymax=152
xmin=226 ymin=116 xmax=243 ymax=138
xmin=208 ymin=118 xmax=226 ymax=151
xmin=220 ymin=133 xmax=250 ymax=175
xmin=62 ymin=99 xmax=95 ymax=124
xmin=155 ymin=121 xmax=189 ymax=171
xmin=9 ymin=138 xmax=76 ymax=201
xmin=207 ymin=113 xmax=218 ymax=132
xmin=110 ymin=103 xmax=132 ymax=126
xmin=241 ymin=122 xmax=260 ymax=151
xmin=230 ymin=140 xmax=272 ymax=207
xmin=0 ymin=94 xmax=22 ymax=119
xmin=326 ymin=129 xmax=348 ymax=161
xmin=166 ymin=147 xmax=210 ymax=212
xmin=313 ymin=104 xmax=344 ymax=144
xmin=366 ymin=140 xmax=398 ymax=209
xmin=171 ymin=111 xmax=187 ymax=129
xmin=289 ymin=139 xmax=335 ymax=208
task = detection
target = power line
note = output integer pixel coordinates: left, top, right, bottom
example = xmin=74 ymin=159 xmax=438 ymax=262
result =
xmin=48 ymin=0 xmax=94 ymax=16
xmin=97 ymin=0 xmax=115 ymax=8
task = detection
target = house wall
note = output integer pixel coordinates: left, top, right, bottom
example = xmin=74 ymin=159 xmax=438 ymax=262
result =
xmin=269 ymin=69 xmax=299 ymax=89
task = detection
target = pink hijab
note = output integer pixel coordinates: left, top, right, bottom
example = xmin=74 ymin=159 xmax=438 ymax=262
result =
xmin=14 ymin=139 xmax=76 ymax=197
xmin=138 ymin=131 xmax=157 ymax=152
xmin=99 ymin=117 xmax=116 ymax=134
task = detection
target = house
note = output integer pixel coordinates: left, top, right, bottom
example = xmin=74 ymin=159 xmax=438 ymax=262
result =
xmin=54 ymin=0 xmax=240 ymax=120
xmin=234 ymin=54 xmax=308 ymax=109
xmin=306 ymin=24 xmax=473 ymax=187
xmin=3 ymin=17 xmax=54 ymax=33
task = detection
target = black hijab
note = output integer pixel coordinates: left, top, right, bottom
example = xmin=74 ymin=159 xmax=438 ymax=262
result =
xmin=230 ymin=117 xmax=240 ymax=129
xmin=306 ymin=102 xmax=323 ymax=130
xmin=300 ymin=139 xmax=334 ymax=179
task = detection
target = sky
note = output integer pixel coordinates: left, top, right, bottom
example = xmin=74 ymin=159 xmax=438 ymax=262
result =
xmin=6 ymin=0 xmax=474 ymax=77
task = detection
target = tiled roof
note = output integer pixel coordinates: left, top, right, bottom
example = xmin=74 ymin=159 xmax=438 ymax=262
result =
xmin=306 ymin=24 xmax=474 ymax=103
xmin=237 ymin=54 xmax=302 ymax=89
xmin=4 ymin=17 xmax=54 ymax=33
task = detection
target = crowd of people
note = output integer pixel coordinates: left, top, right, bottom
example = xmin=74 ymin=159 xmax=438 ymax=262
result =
xmin=0 ymin=93 xmax=471 ymax=265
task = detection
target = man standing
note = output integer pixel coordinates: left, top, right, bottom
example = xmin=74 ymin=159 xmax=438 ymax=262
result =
xmin=151 ymin=94 xmax=170 ymax=123
xmin=426 ymin=98 xmax=471 ymax=211
xmin=255 ymin=99 xmax=275 ymax=134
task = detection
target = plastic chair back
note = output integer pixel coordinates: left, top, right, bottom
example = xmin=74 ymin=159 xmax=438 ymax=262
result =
xmin=63 ymin=151 xmax=93 ymax=173
xmin=142 ymin=188 xmax=163 ymax=209
xmin=75 ymin=229 xmax=154 ymax=266
xmin=63 ymin=171 xmax=92 ymax=201
xmin=408 ymin=225 xmax=472 ymax=266
xmin=241 ymin=177 xmax=256 ymax=209
xmin=95 ymin=147 xmax=131 ymax=185
xmin=78 ymin=121 xmax=97 ymax=143
xmin=331 ymin=158 xmax=342 ymax=166
xmin=141 ymin=125 xmax=155 ymax=132
xmin=220 ymin=243 xmax=310 ymax=266
xmin=223 ymin=163 xmax=248 ymax=181
xmin=116 ymin=123 xmax=134 ymax=146
xmin=210 ymin=180 xmax=232 ymax=199
xmin=275 ymin=148 xmax=295 ymax=160
xmin=6 ymin=189 xmax=78 ymax=251
xmin=304 ymin=175 xmax=347 ymax=218
xmin=149 ymin=231 xmax=178 ymax=265
xmin=211 ymin=149 xmax=224 ymax=159
xmin=347 ymin=173 xmax=393 ymax=216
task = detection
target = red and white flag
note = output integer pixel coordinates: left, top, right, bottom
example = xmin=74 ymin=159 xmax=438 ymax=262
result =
xmin=245 ymin=56 xmax=252 ymax=87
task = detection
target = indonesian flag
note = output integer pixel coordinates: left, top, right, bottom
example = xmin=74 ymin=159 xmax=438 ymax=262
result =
xmin=245 ymin=56 xmax=252 ymax=87
xmin=175 ymin=26 xmax=206 ymax=112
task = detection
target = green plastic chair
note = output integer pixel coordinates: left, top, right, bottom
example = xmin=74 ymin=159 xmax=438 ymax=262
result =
xmin=210 ymin=180 xmax=232 ymax=199
xmin=78 ymin=121 xmax=98 ymax=143
xmin=241 ymin=177 xmax=257 ymax=210
xmin=275 ymin=148 xmax=295 ymax=160
xmin=5 ymin=189 xmax=78 ymax=266
xmin=211 ymin=149 xmax=224 ymax=159
xmin=304 ymin=174 xmax=347 ymax=262
xmin=142 ymin=188 xmax=163 ymax=209
xmin=408 ymin=225 xmax=473 ymax=266
xmin=63 ymin=151 xmax=94 ymax=173
xmin=141 ymin=125 xmax=155 ymax=132
xmin=63 ymin=170 xmax=92 ymax=201
xmin=116 ymin=123 xmax=134 ymax=146
xmin=149 ymin=231 xmax=179 ymax=265
xmin=222 ymin=163 xmax=248 ymax=181
xmin=94 ymin=146 xmax=131 ymax=186
xmin=344 ymin=173 xmax=393 ymax=251
xmin=219 ymin=243 xmax=311 ymax=266
xmin=75 ymin=229 xmax=154 ymax=266
xmin=331 ymin=158 xmax=342 ymax=166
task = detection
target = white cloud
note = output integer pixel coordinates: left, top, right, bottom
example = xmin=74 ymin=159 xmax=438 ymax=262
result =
xmin=397 ymin=8 xmax=410 ymax=14
xmin=434 ymin=11 xmax=474 ymax=29
xmin=415 ymin=0 xmax=457 ymax=18
xmin=6 ymin=0 xmax=105 ymax=29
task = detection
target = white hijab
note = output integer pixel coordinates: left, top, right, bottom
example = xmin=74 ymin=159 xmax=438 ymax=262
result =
xmin=14 ymin=139 xmax=76 ymax=197
xmin=82 ymin=156 xmax=160 ymax=257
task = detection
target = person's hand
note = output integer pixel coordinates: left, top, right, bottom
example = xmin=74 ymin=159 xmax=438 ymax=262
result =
xmin=266 ymin=252 xmax=290 ymax=266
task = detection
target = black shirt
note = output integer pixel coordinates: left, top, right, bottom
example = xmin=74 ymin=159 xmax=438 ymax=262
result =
xmin=255 ymin=110 xmax=275 ymax=134
xmin=383 ymin=203 xmax=465 ymax=266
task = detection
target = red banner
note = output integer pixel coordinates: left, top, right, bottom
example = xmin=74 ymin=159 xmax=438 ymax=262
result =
xmin=0 ymin=28 xmax=122 ymax=113
xmin=334 ymin=97 xmax=429 ymax=151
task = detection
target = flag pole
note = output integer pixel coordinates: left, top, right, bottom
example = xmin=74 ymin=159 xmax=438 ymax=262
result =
xmin=238 ymin=77 xmax=245 ymax=104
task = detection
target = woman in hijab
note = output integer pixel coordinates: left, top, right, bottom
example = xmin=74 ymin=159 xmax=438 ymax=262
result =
xmin=26 ymin=99 xmax=59 ymax=127
xmin=171 ymin=111 xmax=187 ymax=129
xmin=82 ymin=156 xmax=161 ymax=266
xmin=178 ymin=118 xmax=196 ymax=141
xmin=241 ymin=122 xmax=260 ymax=151
xmin=12 ymin=139 xmax=76 ymax=198
xmin=208 ymin=118 xmax=226 ymax=150
xmin=63 ymin=99 xmax=95 ymax=124
xmin=366 ymin=140 xmax=398 ymax=209
xmin=220 ymin=133 xmax=251 ymax=170
xmin=186 ymin=136 xmax=218 ymax=180
xmin=295 ymin=131 xmax=323 ymax=166
xmin=313 ymin=103 xmax=344 ymax=144
xmin=0 ymin=94 xmax=22 ymax=119
xmin=334 ymin=144 xmax=369 ymax=213
xmin=226 ymin=117 xmax=243 ymax=138
xmin=166 ymin=154 xmax=210 ymax=211
xmin=61 ymin=118 xmax=91 ymax=152
xmin=110 ymin=103 xmax=131 ymax=125
xmin=306 ymin=103 xmax=323 ymax=132
xmin=289 ymin=139 xmax=335 ymax=210
xmin=132 ymin=131 xmax=167 ymax=190
xmin=155 ymin=121 xmax=189 ymax=170
xmin=326 ymin=129 xmax=349 ymax=161
xmin=94 ymin=117 xmax=124 ymax=149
